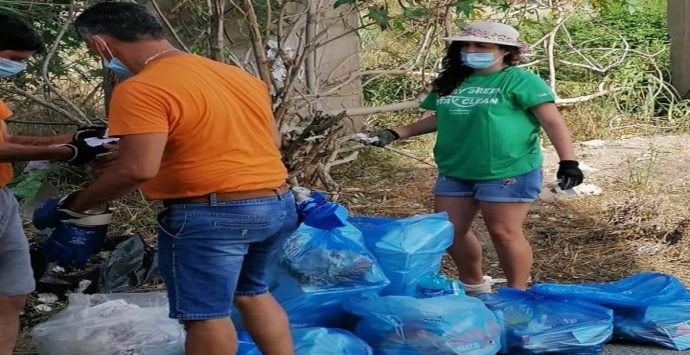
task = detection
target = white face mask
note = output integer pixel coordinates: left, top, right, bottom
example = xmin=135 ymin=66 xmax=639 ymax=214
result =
xmin=0 ymin=57 xmax=27 ymax=78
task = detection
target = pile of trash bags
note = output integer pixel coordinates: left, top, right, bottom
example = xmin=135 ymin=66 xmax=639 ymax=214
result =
xmin=31 ymin=198 xmax=690 ymax=354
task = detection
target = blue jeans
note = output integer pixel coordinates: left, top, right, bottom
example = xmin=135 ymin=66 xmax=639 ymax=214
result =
xmin=432 ymin=168 xmax=543 ymax=203
xmin=157 ymin=191 xmax=298 ymax=320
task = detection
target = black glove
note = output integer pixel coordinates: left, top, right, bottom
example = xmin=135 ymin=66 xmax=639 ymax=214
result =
xmin=557 ymin=160 xmax=584 ymax=190
xmin=367 ymin=129 xmax=400 ymax=147
xmin=73 ymin=125 xmax=107 ymax=141
xmin=63 ymin=138 xmax=110 ymax=166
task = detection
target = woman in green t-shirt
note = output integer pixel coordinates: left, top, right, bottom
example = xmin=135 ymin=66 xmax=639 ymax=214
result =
xmin=366 ymin=22 xmax=583 ymax=294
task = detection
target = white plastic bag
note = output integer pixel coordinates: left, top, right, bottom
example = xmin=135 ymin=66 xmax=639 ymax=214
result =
xmin=32 ymin=292 xmax=185 ymax=355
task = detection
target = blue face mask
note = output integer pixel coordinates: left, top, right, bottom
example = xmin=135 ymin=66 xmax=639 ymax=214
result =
xmin=0 ymin=58 xmax=28 ymax=78
xmin=104 ymin=58 xmax=134 ymax=78
xmin=461 ymin=51 xmax=499 ymax=70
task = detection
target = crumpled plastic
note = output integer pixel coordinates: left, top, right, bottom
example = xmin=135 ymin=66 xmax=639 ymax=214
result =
xmin=32 ymin=292 xmax=185 ymax=355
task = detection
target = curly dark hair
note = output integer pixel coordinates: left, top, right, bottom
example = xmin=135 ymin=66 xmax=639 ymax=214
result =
xmin=0 ymin=13 xmax=45 ymax=53
xmin=431 ymin=42 xmax=521 ymax=97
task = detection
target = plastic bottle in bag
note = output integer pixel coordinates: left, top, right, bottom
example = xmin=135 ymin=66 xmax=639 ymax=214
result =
xmin=417 ymin=272 xmax=448 ymax=297
xmin=417 ymin=272 xmax=465 ymax=297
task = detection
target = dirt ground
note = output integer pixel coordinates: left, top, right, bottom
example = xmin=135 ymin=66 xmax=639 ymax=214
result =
xmin=13 ymin=134 xmax=690 ymax=353
xmin=338 ymin=134 xmax=690 ymax=285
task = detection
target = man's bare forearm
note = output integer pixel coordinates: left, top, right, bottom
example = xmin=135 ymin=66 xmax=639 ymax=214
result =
xmin=66 ymin=170 xmax=141 ymax=212
xmin=7 ymin=134 xmax=72 ymax=146
xmin=0 ymin=142 xmax=72 ymax=163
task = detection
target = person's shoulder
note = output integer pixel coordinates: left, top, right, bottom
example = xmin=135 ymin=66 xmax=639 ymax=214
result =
xmin=506 ymin=66 xmax=546 ymax=81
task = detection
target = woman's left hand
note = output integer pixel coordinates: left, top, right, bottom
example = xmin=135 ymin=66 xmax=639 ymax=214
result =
xmin=556 ymin=160 xmax=584 ymax=190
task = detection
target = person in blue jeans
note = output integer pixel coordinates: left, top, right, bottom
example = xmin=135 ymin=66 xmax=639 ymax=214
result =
xmin=35 ymin=3 xmax=299 ymax=354
xmin=367 ymin=22 xmax=583 ymax=294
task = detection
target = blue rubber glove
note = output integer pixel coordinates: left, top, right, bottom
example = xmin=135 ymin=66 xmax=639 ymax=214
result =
xmin=32 ymin=197 xmax=66 ymax=230
xmin=295 ymin=190 xmax=348 ymax=230
xmin=33 ymin=195 xmax=113 ymax=268
xmin=42 ymin=220 xmax=110 ymax=268
xmin=33 ymin=195 xmax=95 ymax=229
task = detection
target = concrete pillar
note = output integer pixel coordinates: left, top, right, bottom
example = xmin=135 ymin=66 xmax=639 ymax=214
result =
xmin=668 ymin=0 xmax=690 ymax=98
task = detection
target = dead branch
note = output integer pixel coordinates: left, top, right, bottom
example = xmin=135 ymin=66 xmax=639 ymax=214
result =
xmin=1 ymin=87 xmax=83 ymax=122
xmin=150 ymin=0 xmax=192 ymax=52
xmin=326 ymin=97 xmax=422 ymax=117
xmin=305 ymin=0 xmax=320 ymax=96
xmin=556 ymin=84 xmax=628 ymax=105
xmin=283 ymin=110 xmax=352 ymax=189
xmin=242 ymin=0 xmax=272 ymax=87
xmin=6 ymin=119 xmax=79 ymax=126
xmin=208 ymin=0 xmax=225 ymax=62
xmin=41 ymin=1 xmax=90 ymax=125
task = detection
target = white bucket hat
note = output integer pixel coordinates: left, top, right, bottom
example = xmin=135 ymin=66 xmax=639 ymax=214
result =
xmin=442 ymin=22 xmax=524 ymax=49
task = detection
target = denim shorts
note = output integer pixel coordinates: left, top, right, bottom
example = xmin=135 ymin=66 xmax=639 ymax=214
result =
xmin=432 ymin=168 xmax=543 ymax=203
xmin=157 ymin=191 xmax=299 ymax=320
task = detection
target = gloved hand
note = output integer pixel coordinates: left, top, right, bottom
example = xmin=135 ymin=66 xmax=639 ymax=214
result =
xmin=73 ymin=125 xmax=107 ymax=141
xmin=365 ymin=129 xmax=400 ymax=147
xmin=42 ymin=215 xmax=111 ymax=268
xmin=557 ymin=160 xmax=584 ymax=190
xmin=33 ymin=194 xmax=110 ymax=230
xmin=63 ymin=137 xmax=111 ymax=166
xmin=34 ymin=197 xmax=113 ymax=268
xmin=294 ymin=188 xmax=348 ymax=230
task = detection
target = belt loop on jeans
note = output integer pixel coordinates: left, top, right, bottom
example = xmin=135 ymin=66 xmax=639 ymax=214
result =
xmin=209 ymin=192 xmax=218 ymax=206
xmin=274 ymin=188 xmax=283 ymax=200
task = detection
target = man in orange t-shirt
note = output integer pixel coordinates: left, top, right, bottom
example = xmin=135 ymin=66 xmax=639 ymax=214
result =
xmin=0 ymin=13 xmax=110 ymax=354
xmin=57 ymin=3 xmax=299 ymax=355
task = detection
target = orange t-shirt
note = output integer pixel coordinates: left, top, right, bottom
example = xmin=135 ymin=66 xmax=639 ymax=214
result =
xmin=107 ymin=54 xmax=287 ymax=200
xmin=0 ymin=100 xmax=13 ymax=187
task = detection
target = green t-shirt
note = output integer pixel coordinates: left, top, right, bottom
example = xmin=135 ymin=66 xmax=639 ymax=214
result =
xmin=420 ymin=66 xmax=555 ymax=180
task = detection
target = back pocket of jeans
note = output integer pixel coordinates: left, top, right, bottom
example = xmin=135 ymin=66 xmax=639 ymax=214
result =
xmin=212 ymin=212 xmax=283 ymax=229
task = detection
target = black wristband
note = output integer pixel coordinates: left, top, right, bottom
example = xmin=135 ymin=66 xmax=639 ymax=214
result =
xmin=559 ymin=160 xmax=579 ymax=168
xmin=386 ymin=129 xmax=400 ymax=139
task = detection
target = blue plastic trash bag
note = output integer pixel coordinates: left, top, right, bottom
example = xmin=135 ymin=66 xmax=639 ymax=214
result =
xmin=281 ymin=224 xmax=388 ymax=289
xmin=532 ymin=272 xmax=690 ymax=306
xmin=349 ymin=213 xmax=454 ymax=296
xmin=614 ymin=300 xmax=690 ymax=351
xmin=532 ymin=273 xmax=690 ymax=350
xmin=479 ymin=288 xmax=613 ymax=354
xmin=233 ymin=223 xmax=389 ymax=329
xmin=343 ymin=294 xmax=502 ymax=355
xmin=237 ymin=327 xmax=373 ymax=355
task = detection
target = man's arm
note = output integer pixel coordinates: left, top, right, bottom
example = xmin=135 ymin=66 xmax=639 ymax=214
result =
xmin=65 ymin=133 xmax=168 ymax=212
xmin=0 ymin=142 xmax=73 ymax=162
xmin=7 ymin=134 xmax=72 ymax=146
xmin=2 ymin=120 xmax=72 ymax=146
